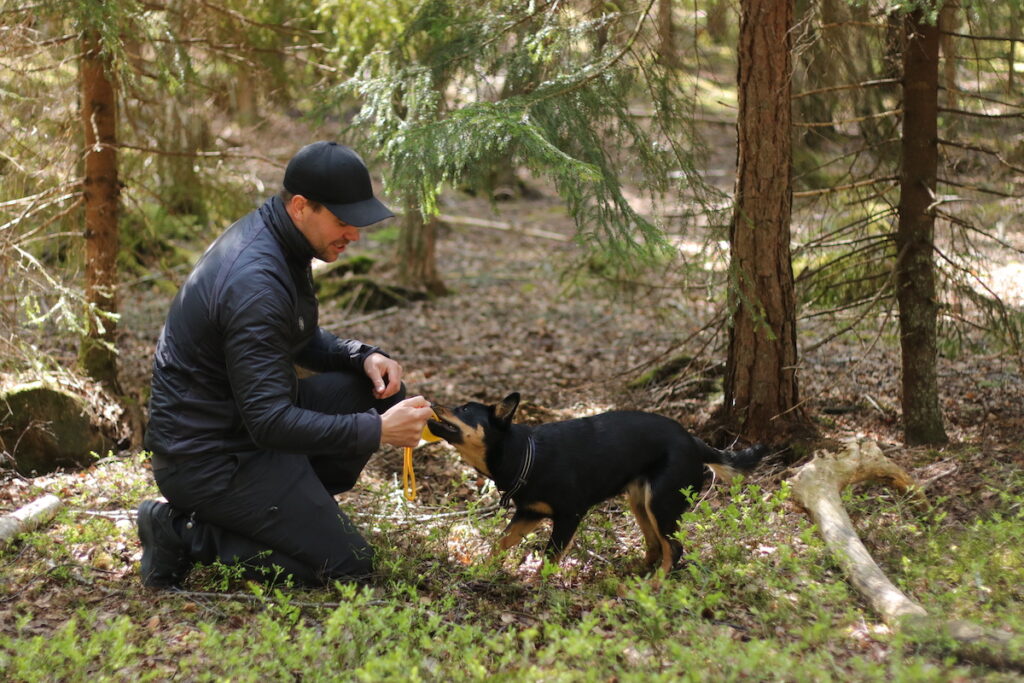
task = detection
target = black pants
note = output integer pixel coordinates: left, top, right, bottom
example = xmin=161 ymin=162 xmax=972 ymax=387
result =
xmin=153 ymin=371 xmax=404 ymax=586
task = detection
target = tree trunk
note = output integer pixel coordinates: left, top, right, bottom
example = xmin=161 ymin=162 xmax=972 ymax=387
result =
xmin=657 ymin=0 xmax=677 ymax=68
xmin=397 ymin=196 xmax=448 ymax=296
xmin=721 ymin=0 xmax=801 ymax=444
xmin=705 ymin=0 xmax=730 ymax=44
xmin=939 ymin=3 xmax=958 ymax=113
xmin=895 ymin=11 xmax=947 ymax=446
xmin=1010 ymin=4 xmax=1020 ymax=94
xmin=79 ymin=30 xmax=122 ymax=393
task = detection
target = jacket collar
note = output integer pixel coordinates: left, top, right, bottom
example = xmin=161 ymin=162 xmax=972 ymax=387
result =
xmin=260 ymin=195 xmax=317 ymax=264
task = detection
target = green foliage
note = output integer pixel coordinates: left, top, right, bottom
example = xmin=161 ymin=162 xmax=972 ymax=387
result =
xmin=795 ymin=203 xmax=897 ymax=310
xmin=3 ymin=454 xmax=1023 ymax=680
xmin=335 ymin=0 xmax=711 ymax=279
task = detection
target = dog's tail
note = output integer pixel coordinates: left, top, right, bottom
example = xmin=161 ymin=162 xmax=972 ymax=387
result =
xmin=695 ymin=439 xmax=767 ymax=483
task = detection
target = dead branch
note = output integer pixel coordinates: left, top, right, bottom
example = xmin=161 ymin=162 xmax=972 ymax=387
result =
xmin=789 ymin=439 xmax=1023 ymax=670
xmin=793 ymin=109 xmax=902 ymax=129
xmin=938 ymin=178 xmax=1021 ymax=199
xmin=793 ymin=176 xmax=898 ymax=199
xmin=0 ymin=494 xmax=62 ymax=547
xmin=938 ymin=138 xmax=1024 ymax=175
xmin=793 ymin=78 xmax=900 ymax=100
xmin=438 ymin=214 xmax=569 ymax=242
xmin=938 ymin=107 xmax=1023 ymax=120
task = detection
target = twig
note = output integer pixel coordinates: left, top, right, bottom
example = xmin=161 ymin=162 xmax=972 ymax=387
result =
xmin=938 ymin=177 xmax=1021 ymax=199
xmin=438 ymin=214 xmax=569 ymax=242
xmin=938 ymin=107 xmax=1023 ymax=120
xmin=344 ymin=306 xmax=403 ymax=327
xmin=793 ymin=78 xmax=900 ymax=100
xmin=794 ymin=176 xmax=898 ymax=199
xmin=938 ymin=138 xmax=1024 ymax=175
xmin=793 ymin=110 xmax=902 ymax=129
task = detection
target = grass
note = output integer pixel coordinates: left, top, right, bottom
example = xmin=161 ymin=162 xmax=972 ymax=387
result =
xmin=1 ymin=453 xmax=1023 ymax=681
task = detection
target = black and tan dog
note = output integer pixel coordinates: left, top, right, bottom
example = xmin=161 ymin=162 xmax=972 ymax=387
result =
xmin=427 ymin=392 xmax=767 ymax=574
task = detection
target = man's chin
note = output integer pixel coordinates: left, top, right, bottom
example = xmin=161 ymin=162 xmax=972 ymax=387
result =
xmin=315 ymin=248 xmax=346 ymax=262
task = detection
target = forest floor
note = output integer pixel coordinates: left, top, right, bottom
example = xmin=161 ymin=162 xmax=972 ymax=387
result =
xmin=110 ymin=161 xmax=1024 ymax=528
xmin=3 ymin=120 xmax=1024 ymax=678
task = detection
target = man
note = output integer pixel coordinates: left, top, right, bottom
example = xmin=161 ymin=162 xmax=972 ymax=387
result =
xmin=138 ymin=141 xmax=433 ymax=589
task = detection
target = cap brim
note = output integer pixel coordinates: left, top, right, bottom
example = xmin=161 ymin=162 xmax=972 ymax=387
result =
xmin=324 ymin=197 xmax=395 ymax=227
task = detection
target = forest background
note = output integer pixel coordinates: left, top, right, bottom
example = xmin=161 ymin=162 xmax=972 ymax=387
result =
xmin=1 ymin=0 xmax=1023 ymax=680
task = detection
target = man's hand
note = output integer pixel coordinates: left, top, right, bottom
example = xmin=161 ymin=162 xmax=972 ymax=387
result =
xmin=379 ymin=396 xmax=434 ymax=448
xmin=363 ymin=352 xmax=402 ymax=399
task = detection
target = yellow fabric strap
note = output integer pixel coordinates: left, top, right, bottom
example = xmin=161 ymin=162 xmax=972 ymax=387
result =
xmin=402 ymin=412 xmax=440 ymax=502
xmin=403 ymin=446 xmax=417 ymax=501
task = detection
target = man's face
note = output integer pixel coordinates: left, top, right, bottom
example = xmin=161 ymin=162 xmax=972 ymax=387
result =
xmin=289 ymin=196 xmax=360 ymax=262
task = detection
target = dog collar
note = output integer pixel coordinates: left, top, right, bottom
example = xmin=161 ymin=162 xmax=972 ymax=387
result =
xmin=499 ymin=435 xmax=536 ymax=508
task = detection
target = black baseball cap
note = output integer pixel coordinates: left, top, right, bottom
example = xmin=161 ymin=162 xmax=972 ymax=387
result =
xmin=283 ymin=141 xmax=394 ymax=227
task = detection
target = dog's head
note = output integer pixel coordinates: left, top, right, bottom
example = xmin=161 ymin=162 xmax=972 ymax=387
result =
xmin=427 ymin=393 xmax=520 ymax=478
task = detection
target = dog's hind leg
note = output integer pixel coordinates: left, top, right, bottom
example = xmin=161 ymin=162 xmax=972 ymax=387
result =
xmin=647 ymin=482 xmax=697 ymax=574
xmin=626 ymin=481 xmax=664 ymax=570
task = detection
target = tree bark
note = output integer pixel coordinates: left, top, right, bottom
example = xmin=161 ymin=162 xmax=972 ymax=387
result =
xmin=722 ymin=0 xmax=802 ymax=443
xmin=0 ymin=493 xmax=62 ymax=548
xmin=939 ymin=3 xmax=958 ymax=113
xmin=657 ymin=0 xmax=677 ymax=68
xmin=79 ymin=29 xmax=122 ymax=393
xmin=790 ymin=439 xmax=1022 ymax=670
xmin=397 ymin=196 xmax=448 ymax=296
xmin=0 ymin=495 xmax=62 ymax=547
xmin=895 ymin=11 xmax=947 ymax=445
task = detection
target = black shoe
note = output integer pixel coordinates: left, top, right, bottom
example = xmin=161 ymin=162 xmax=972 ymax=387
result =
xmin=137 ymin=499 xmax=192 ymax=588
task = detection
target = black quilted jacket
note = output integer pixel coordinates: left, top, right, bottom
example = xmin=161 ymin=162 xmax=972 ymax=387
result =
xmin=144 ymin=195 xmax=383 ymax=458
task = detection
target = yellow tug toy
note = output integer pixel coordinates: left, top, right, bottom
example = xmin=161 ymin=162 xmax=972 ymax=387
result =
xmin=402 ymin=412 xmax=440 ymax=501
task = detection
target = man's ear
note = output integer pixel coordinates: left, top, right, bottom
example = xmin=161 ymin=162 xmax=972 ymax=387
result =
xmin=493 ymin=392 xmax=521 ymax=428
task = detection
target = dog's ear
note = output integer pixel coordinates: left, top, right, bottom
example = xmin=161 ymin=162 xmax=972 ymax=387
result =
xmin=493 ymin=392 xmax=521 ymax=428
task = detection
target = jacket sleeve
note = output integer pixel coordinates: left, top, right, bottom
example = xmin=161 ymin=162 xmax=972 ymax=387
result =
xmin=294 ymin=327 xmax=386 ymax=374
xmin=219 ymin=275 xmax=381 ymax=456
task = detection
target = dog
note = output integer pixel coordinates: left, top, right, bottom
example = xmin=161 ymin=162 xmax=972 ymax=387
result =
xmin=427 ymin=392 xmax=767 ymax=574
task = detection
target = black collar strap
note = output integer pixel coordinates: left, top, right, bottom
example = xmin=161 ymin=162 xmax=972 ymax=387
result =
xmin=499 ymin=435 xmax=536 ymax=508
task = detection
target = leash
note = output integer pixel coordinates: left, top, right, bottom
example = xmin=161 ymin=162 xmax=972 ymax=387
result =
xmin=402 ymin=411 xmax=440 ymax=502
xmin=402 ymin=446 xmax=417 ymax=501
xmin=500 ymin=435 xmax=536 ymax=508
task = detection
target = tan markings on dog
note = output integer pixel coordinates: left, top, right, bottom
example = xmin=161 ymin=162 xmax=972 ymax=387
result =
xmin=627 ymin=481 xmax=663 ymax=568
xmin=641 ymin=484 xmax=676 ymax=574
xmin=496 ymin=517 xmax=545 ymax=552
xmin=525 ymin=501 xmax=554 ymax=516
xmin=438 ymin=412 xmax=491 ymax=477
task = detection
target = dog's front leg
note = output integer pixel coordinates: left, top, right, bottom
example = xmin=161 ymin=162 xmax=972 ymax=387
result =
xmin=494 ymin=511 xmax=545 ymax=555
xmin=544 ymin=513 xmax=583 ymax=564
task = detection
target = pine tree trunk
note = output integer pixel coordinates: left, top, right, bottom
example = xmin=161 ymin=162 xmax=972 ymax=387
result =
xmin=79 ymin=30 xmax=122 ymax=393
xmin=658 ymin=0 xmax=677 ymax=68
xmin=722 ymin=0 xmax=801 ymax=443
xmin=939 ymin=3 xmax=958 ymax=113
xmin=397 ymin=197 xmax=447 ymax=296
xmin=895 ymin=11 xmax=947 ymax=446
xmin=1010 ymin=4 xmax=1020 ymax=94
xmin=705 ymin=0 xmax=730 ymax=44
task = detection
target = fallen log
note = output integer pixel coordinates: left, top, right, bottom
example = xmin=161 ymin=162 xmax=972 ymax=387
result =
xmin=0 ymin=494 xmax=62 ymax=547
xmin=789 ymin=438 xmax=1022 ymax=670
